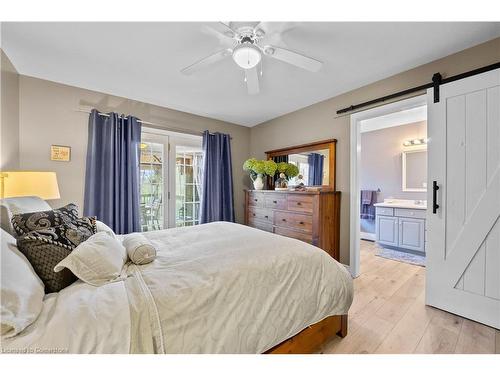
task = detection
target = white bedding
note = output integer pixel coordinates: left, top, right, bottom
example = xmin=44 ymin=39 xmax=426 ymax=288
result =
xmin=1 ymin=222 xmax=353 ymax=354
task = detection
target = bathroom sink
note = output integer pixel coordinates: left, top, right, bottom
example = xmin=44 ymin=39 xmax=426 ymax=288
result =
xmin=373 ymin=199 xmax=427 ymax=210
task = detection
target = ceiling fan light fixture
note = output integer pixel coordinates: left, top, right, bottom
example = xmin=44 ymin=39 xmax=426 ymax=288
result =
xmin=232 ymin=43 xmax=261 ymax=69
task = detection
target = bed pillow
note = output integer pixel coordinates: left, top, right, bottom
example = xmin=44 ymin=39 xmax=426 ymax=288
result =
xmin=122 ymin=233 xmax=157 ymax=265
xmin=0 ymin=196 xmax=52 ymax=236
xmin=11 ymin=203 xmax=80 ymax=237
xmin=1 ymin=229 xmax=45 ymax=338
xmin=16 ymin=217 xmax=97 ymax=293
xmin=95 ymin=220 xmax=116 ymax=239
xmin=54 ymin=232 xmax=128 ymax=287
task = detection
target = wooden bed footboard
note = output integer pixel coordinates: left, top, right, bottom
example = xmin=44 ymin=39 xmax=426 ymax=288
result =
xmin=264 ymin=314 xmax=348 ymax=354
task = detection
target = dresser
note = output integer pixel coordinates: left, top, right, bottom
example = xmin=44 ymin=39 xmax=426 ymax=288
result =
xmin=244 ymin=189 xmax=341 ymax=261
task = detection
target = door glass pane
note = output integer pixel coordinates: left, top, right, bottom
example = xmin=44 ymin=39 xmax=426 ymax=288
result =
xmin=140 ymin=141 xmax=165 ymax=232
xmin=175 ymin=147 xmax=202 ymax=227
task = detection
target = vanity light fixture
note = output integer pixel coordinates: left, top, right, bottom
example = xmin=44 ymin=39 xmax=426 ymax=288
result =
xmin=403 ymin=138 xmax=427 ymax=147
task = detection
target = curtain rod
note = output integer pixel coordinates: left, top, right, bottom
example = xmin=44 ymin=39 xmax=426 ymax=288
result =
xmin=75 ymin=109 xmax=232 ymax=139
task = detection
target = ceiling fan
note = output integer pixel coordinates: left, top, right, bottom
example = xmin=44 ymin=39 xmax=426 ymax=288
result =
xmin=180 ymin=22 xmax=323 ymax=95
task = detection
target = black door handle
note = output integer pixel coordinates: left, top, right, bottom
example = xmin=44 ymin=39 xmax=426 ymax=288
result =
xmin=432 ymin=181 xmax=440 ymax=214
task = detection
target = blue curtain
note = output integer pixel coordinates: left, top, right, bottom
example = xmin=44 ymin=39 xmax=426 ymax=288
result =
xmin=308 ymin=153 xmax=324 ymax=185
xmin=84 ymin=109 xmax=142 ymax=234
xmin=199 ymin=131 xmax=235 ymax=224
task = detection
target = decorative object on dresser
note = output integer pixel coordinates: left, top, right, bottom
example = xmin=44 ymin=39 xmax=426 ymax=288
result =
xmin=243 ymin=158 xmax=277 ymax=190
xmin=245 ymin=189 xmax=341 ymax=260
xmin=275 ymin=173 xmax=288 ymax=190
xmin=243 ymin=158 xmax=299 ymax=190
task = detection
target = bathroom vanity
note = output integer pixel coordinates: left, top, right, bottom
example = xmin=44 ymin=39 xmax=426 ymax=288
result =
xmin=374 ymin=199 xmax=427 ymax=254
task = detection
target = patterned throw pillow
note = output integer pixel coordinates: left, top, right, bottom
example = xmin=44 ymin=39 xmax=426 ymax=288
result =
xmin=11 ymin=203 xmax=80 ymax=237
xmin=16 ymin=217 xmax=97 ymax=293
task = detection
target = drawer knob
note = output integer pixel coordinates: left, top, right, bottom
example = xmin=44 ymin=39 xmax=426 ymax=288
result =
xmin=253 ymin=213 xmax=256 ymax=216
xmin=264 ymin=215 xmax=268 ymax=219
xmin=273 ymin=200 xmax=277 ymax=204
xmin=282 ymin=218 xmax=287 ymax=222
xmin=299 ymin=221 xmax=304 ymax=225
xmin=297 ymin=202 xmax=302 ymax=206
xmin=254 ymin=199 xmax=258 ymax=202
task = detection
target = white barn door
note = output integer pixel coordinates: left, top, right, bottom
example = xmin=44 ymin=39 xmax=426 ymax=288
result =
xmin=426 ymin=68 xmax=500 ymax=329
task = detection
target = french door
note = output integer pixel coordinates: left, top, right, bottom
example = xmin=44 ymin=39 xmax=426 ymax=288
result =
xmin=139 ymin=132 xmax=169 ymax=231
xmin=139 ymin=129 xmax=203 ymax=231
xmin=426 ymin=68 xmax=500 ymax=329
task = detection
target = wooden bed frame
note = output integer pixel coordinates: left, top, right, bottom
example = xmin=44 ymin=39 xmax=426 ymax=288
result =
xmin=265 ymin=314 xmax=347 ymax=354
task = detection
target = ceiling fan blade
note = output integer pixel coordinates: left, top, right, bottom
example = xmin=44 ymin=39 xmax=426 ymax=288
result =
xmin=206 ymin=22 xmax=238 ymax=39
xmin=245 ymin=67 xmax=260 ymax=95
xmin=181 ymin=49 xmax=232 ymax=75
xmin=263 ymin=45 xmax=323 ymax=72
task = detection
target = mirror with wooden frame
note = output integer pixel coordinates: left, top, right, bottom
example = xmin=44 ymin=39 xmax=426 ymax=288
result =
xmin=265 ymin=139 xmax=337 ymax=190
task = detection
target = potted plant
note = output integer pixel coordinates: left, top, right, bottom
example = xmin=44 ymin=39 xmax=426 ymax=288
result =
xmin=243 ymin=158 xmax=277 ymax=190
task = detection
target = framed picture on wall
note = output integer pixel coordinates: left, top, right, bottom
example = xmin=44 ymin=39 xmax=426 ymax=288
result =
xmin=50 ymin=145 xmax=71 ymax=162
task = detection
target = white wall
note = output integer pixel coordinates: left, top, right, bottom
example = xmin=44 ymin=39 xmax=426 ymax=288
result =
xmin=360 ymin=121 xmax=427 ymax=202
xmin=0 ymin=49 xmax=19 ymax=170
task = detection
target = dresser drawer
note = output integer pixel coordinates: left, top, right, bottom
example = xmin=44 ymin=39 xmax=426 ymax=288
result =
xmin=274 ymin=211 xmax=313 ymax=233
xmin=248 ymin=192 xmax=264 ymax=208
xmin=287 ymin=194 xmax=314 ymax=213
xmin=376 ymin=207 xmax=394 ymax=216
xmin=264 ymin=194 xmax=286 ymax=210
xmin=248 ymin=217 xmax=273 ymax=233
xmin=248 ymin=207 xmax=272 ymax=223
xmin=395 ymin=208 xmax=426 ymax=219
xmin=264 ymin=193 xmax=287 ymax=210
xmin=274 ymin=227 xmax=313 ymax=243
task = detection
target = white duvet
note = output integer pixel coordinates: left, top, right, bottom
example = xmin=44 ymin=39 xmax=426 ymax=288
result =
xmin=1 ymin=222 xmax=353 ymax=354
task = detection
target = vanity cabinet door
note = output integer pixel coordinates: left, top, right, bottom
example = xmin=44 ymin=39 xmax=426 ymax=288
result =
xmin=398 ymin=217 xmax=425 ymax=253
xmin=376 ymin=215 xmax=399 ymax=247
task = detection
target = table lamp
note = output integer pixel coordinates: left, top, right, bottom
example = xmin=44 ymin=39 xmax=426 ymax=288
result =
xmin=0 ymin=171 xmax=60 ymax=200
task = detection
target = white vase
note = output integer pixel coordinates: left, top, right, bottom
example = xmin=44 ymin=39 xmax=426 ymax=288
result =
xmin=253 ymin=174 xmax=264 ymax=190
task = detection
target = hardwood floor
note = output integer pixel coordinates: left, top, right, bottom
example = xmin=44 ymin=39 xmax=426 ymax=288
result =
xmin=320 ymin=240 xmax=500 ymax=354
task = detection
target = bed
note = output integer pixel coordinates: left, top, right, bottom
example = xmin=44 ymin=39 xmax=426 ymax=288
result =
xmin=1 ymin=220 xmax=353 ymax=354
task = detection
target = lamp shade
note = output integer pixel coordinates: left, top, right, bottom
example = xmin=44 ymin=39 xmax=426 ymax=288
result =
xmin=0 ymin=171 xmax=60 ymax=200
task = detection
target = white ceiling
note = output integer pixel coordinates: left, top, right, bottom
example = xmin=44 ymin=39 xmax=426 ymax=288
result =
xmin=360 ymin=106 xmax=427 ymax=133
xmin=2 ymin=22 xmax=499 ymax=127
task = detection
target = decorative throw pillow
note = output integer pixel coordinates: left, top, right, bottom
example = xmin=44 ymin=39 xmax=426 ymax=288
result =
xmin=16 ymin=218 xmax=97 ymax=293
xmin=54 ymin=232 xmax=128 ymax=287
xmin=123 ymin=233 xmax=157 ymax=265
xmin=11 ymin=203 xmax=81 ymax=237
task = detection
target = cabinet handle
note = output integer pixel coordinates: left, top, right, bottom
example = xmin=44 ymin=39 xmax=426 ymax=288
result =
xmin=432 ymin=181 xmax=440 ymax=214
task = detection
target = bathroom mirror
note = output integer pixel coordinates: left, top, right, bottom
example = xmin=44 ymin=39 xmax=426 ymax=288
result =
xmin=402 ymin=146 xmax=427 ymax=192
xmin=265 ymin=139 xmax=337 ymax=189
